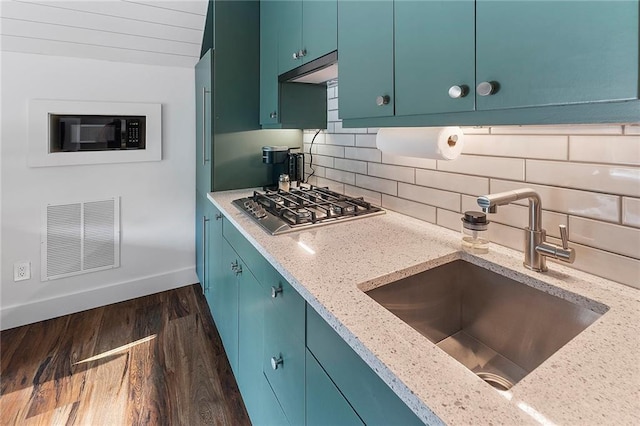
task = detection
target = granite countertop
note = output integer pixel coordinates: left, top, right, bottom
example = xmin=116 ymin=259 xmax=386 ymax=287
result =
xmin=208 ymin=189 xmax=640 ymax=425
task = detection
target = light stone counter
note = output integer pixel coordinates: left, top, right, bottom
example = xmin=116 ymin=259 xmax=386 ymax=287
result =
xmin=208 ymin=189 xmax=640 ymax=426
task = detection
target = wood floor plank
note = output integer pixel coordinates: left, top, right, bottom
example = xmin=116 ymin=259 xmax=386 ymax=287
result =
xmin=0 ymin=284 xmax=249 ymax=426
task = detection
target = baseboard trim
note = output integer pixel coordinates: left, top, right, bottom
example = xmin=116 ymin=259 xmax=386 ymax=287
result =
xmin=0 ymin=267 xmax=198 ymax=331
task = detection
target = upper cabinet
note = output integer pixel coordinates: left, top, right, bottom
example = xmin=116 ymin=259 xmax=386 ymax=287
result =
xmin=338 ymin=0 xmax=640 ymax=126
xmin=260 ymin=0 xmax=330 ymax=129
xmin=278 ymin=0 xmax=338 ymax=74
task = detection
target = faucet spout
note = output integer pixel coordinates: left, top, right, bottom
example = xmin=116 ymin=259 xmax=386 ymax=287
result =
xmin=477 ymin=188 xmax=542 ymax=231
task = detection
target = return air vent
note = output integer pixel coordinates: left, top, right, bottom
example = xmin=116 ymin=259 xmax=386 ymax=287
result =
xmin=42 ymin=198 xmax=120 ymax=280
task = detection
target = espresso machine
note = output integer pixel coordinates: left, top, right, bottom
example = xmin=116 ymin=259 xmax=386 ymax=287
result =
xmin=262 ymin=146 xmax=305 ymax=191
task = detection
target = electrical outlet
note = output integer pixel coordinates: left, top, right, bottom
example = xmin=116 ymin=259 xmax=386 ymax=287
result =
xmin=14 ymin=262 xmax=31 ymax=282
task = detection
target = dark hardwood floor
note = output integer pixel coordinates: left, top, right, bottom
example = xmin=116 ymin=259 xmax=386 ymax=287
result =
xmin=0 ymin=285 xmax=251 ymax=425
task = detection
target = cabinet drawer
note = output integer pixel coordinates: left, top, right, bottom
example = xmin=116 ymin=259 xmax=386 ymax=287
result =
xmin=223 ymin=220 xmax=271 ymax=283
xmin=264 ymin=304 xmax=305 ymax=426
xmin=264 ymin=267 xmax=305 ymax=341
xmin=261 ymin=374 xmax=289 ymax=426
xmin=306 ymin=349 xmax=364 ymax=426
xmin=306 ymin=305 xmax=423 ymax=426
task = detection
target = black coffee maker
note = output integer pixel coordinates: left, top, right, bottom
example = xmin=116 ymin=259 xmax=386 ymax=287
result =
xmin=262 ymin=146 xmax=305 ymax=191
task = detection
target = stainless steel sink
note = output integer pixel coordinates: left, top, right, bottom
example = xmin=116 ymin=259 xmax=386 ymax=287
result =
xmin=365 ymin=260 xmax=605 ymax=390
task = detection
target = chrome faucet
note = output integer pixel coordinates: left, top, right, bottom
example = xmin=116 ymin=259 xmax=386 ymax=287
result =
xmin=477 ymin=188 xmax=575 ymax=272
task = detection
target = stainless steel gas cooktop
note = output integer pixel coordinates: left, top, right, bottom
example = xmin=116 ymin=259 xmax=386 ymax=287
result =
xmin=232 ymin=185 xmax=385 ymax=235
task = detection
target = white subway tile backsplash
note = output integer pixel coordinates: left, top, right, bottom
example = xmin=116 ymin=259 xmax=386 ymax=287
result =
xmin=490 ymin=180 xmax=620 ymax=223
xmin=316 ymin=144 xmax=345 ymax=158
xmin=303 ymin=132 xmax=325 ymax=144
xmin=551 ymin=239 xmax=640 ymax=289
xmin=355 ymin=134 xmax=377 ymax=148
xmin=325 ymin=168 xmax=356 ymax=185
xmin=334 ymin=158 xmax=367 ymax=175
xmin=569 ymin=135 xmax=640 ymax=165
xmin=624 ymin=124 xmax=640 ymax=135
xmin=344 ymin=184 xmax=382 ymax=205
xmin=526 ymin=160 xmax=640 ymax=197
xmin=368 ymin=163 xmax=415 ymax=184
xmin=463 ymin=134 xmax=568 ymax=160
xmin=345 ymin=147 xmax=382 ymax=163
xmin=398 ymin=183 xmax=460 ymax=211
xmin=382 ymin=195 xmax=437 ymax=223
xmin=319 ymin=84 xmax=640 ymax=288
xmin=316 ymin=176 xmax=344 ymax=193
xmin=569 ymin=216 xmax=640 ymax=258
xmin=327 ymin=110 xmax=340 ymax=122
xmin=381 ymin=153 xmax=437 ymax=170
xmin=438 ymin=155 xmax=525 ymax=181
xmin=622 ymin=197 xmax=640 ymax=228
xmin=488 ymin=223 xmax=525 ymax=252
xmin=305 ymin=164 xmax=326 ymax=178
xmin=355 ymin=174 xmax=397 ymax=196
xmin=415 ymin=169 xmax=489 ymax=196
xmin=303 ymin=143 xmax=317 ymax=154
xmin=310 ymin=154 xmax=334 ymax=168
xmin=325 ymin=133 xmax=355 ymax=146
xmin=490 ymin=125 xmax=624 ymax=135
xmin=436 ymin=208 xmax=463 ymax=232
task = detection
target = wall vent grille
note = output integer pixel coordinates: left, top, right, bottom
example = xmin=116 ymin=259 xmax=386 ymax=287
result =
xmin=42 ymin=197 xmax=120 ymax=280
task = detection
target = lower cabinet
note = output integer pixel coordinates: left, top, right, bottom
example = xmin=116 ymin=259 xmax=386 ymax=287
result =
xmin=306 ymin=349 xmax=364 ymax=426
xmin=206 ymin=205 xmax=424 ymax=425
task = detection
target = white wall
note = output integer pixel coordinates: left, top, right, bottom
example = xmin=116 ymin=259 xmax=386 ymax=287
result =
xmin=307 ymin=83 xmax=640 ymax=289
xmin=1 ymin=52 xmax=197 ymax=330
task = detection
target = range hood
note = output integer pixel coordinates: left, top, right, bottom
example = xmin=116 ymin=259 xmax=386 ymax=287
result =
xmin=278 ymin=51 xmax=338 ymax=84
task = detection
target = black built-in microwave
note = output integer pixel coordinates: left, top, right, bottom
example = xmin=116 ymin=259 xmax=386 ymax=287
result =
xmin=49 ymin=115 xmax=146 ymax=152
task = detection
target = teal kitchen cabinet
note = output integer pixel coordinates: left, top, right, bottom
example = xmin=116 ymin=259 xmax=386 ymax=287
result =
xmin=306 ymin=349 xmax=364 ymax=426
xmin=261 ymin=376 xmax=290 ymax=425
xmin=337 ymin=0 xmax=394 ymax=120
xmin=277 ymin=0 xmax=338 ymax=74
xmin=216 ymin=238 xmax=240 ymax=375
xmin=195 ymin=193 xmax=207 ymax=289
xmin=260 ymin=0 xmax=328 ymax=129
xmin=206 ymin=201 xmax=224 ymax=310
xmin=306 ymin=305 xmax=424 ymax=426
xmin=394 ymin=0 xmax=475 ymax=116
xmin=262 ymin=268 xmax=306 ymax=426
xmin=339 ymin=0 xmax=640 ymax=126
xmin=475 ymin=0 xmax=639 ymax=110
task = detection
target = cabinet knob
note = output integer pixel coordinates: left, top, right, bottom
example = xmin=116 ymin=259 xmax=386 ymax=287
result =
xmin=376 ymin=95 xmax=390 ymax=106
xmin=269 ymin=111 xmax=277 ymax=119
xmin=292 ymin=52 xmax=299 ymax=59
xmin=230 ymin=260 xmax=238 ymax=271
xmin=235 ymin=264 xmax=243 ymax=276
xmin=271 ymin=284 xmax=283 ymax=298
xmin=448 ymin=85 xmax=469 ymax=99
xmin=215 ymin=213 xmax=222 ymax=220
xmin=271 ymin=355 xmax=283 ymax=370
xmin=477 ymin=81 xmax=499 ymax=97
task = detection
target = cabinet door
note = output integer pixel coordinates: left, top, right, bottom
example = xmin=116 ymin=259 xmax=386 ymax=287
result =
xmin=302 ymin=0 xmax=337 ymax=64
xmin=206 ymin=203 xmax=223 ymax=309
xmin=278 ymin=0 xmax=303 ymax=74
xmin=338 ymin=0 xmax=394 ymax=119
xmin=217 ymin=239 xmax=239 ymax=375
xmin=195 ymin=193 xmax=207 ymax=288
xmin=260 ymin=0 xmax=279 ymax=126
xmin=238 ymin=266 xmax=265 ymax=422
xmin=306 ymin=350 xmax=364 ymax=426
xmin=395 ymin=0 xmax=475 ymax=116
xmin=263 ymin=305 xmax=305 ymax=426
xmin=476 ymin=0 xmax=640 ymax=110
xmin=195 ymin=49 xmax=212 ymax=194
xmin=261 ymin=376 xmax=290 ymax=426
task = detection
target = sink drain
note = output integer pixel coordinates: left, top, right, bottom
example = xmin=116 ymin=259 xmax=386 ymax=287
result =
xmin=476 ymin=372 xmax=514 ymax=391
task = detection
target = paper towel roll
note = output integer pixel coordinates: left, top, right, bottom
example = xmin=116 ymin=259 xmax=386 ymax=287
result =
xmin=375 ymin=127 xmax=464 ymax=160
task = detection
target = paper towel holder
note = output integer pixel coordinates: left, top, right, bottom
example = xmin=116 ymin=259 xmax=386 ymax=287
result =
xmin=447 ymin=135 xmax=459 ymax=148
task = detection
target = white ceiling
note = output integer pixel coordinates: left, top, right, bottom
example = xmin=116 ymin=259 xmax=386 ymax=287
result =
xmin=0 ymin=0 xmax=208 ymax=67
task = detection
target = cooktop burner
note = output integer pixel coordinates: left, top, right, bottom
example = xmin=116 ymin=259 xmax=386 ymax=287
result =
xmin=232 ymin=185 xmax=385 ymax=235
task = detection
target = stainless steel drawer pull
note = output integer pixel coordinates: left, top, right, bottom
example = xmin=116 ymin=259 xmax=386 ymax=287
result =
xmin=215 ymin=213 xmax=223 ymax=220
xmin=271 ymin=284 xmax=283 ymax=298
xmin=271 ymin=355 xmax=283 ymax=370
xmin=477 ymin=81 xmax=498 ymax=97
xmin=376 ymin=95 xmax=390 ymax=106
xmin=235 ymin=264 xmax=243 ymax=276
xmin=231 ymin=260 xmax=238 ymax=271
xmin=448 ymin=85 xmax=469 ymax=99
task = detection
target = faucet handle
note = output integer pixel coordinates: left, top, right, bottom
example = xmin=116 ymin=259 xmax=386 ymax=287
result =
xmin=559 ymin=224 xmax=569 ymax=249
